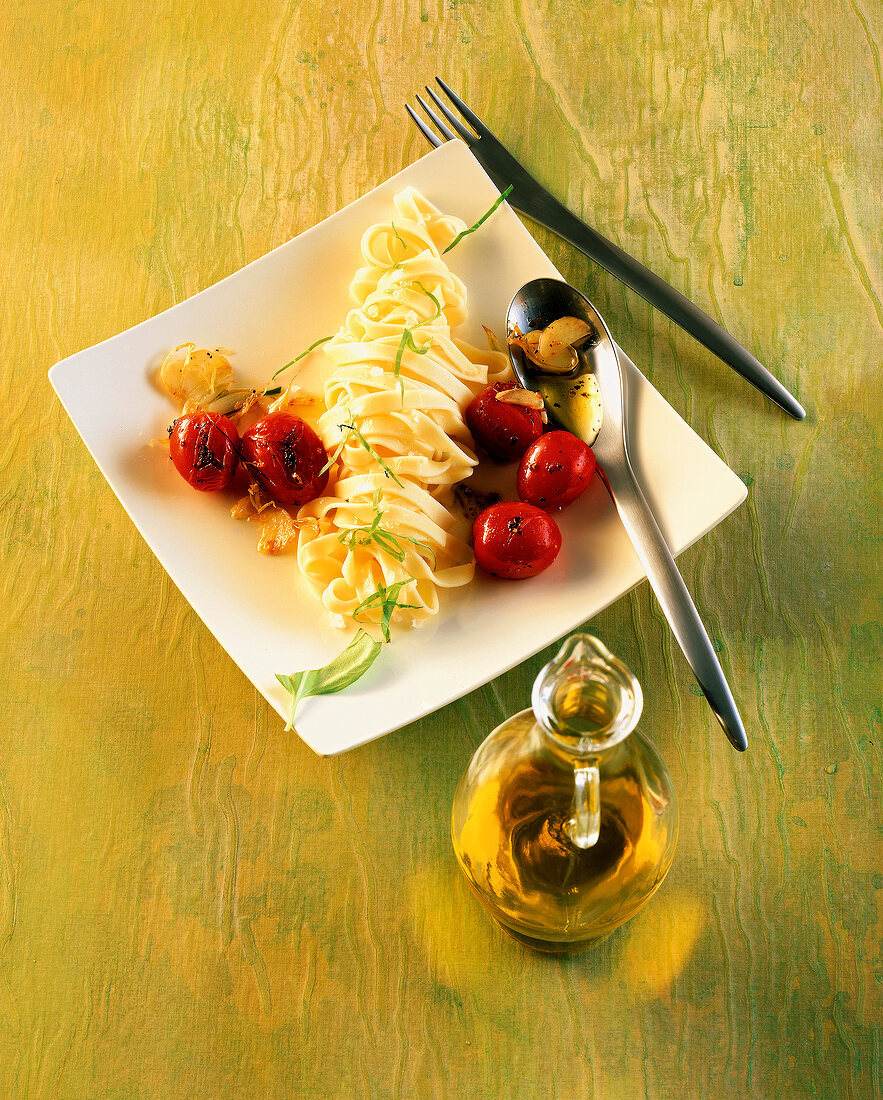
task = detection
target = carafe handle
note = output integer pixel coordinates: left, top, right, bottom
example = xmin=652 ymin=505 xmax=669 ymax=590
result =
xmin=567 ymin=759 xmax=600 ymax=849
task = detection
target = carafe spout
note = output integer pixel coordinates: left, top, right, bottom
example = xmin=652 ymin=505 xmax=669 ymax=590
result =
xmin=532 ymin=633 xmax=643 ymax=753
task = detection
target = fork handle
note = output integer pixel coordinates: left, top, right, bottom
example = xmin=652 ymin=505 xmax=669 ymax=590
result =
xmin=600 ymin=457 xmax=748 ymax=751
xmin=515 ymin=190 xmax=805 ymax=420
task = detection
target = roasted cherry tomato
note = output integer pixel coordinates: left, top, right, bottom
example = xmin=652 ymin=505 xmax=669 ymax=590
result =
xmin=240 ymin=413 xmax=329 ymax=505
xmin=473 ymin=501 xmax=562 ymax=580
xmin=517 ymin=430 xmax=597 ymax=511
xmin=169 ymin=411 xmax=240 ymax=492
xmin=465 ymin=382 xmax=545 ymax=461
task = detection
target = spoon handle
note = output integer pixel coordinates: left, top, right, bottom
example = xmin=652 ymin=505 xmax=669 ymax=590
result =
xmin=600 ymin=460 xmax=748 ymax=751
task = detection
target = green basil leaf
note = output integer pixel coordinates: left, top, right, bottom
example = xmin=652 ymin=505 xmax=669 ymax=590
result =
xmin=307 ymin=631 xmax=381 ymax=695
xmin=275 ymin=630 xmax=382 ymax=731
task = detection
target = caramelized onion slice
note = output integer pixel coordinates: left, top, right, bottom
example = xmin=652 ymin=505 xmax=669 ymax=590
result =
xmin=508 ymin=328 xmax=550 ymax=369
xmin=533 ymin=316 xmax=592 ymax=373
xmin=159 ymin=344 xmax=237 ymax=411
xmin=494 ymin=387 xmax=545 ymax=410
xmin=537 ymin=316 xmax=593 ymax=362
xmin=509 ymin=316 xmax=595 ymax=374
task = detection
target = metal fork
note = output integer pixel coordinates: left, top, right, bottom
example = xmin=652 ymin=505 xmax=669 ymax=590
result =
xmin=407 ymin=78 xmax=805 ymax=421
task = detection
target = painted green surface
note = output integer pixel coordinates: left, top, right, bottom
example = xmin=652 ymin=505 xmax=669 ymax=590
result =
xmin=1 ymin=0 xmax=879 ymax=1096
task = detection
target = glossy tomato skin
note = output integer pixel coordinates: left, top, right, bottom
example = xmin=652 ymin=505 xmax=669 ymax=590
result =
xmin=517 ymin=430 xmax=597 ymax=511
xmin=240 ymin=413 xmax=329 ymax=505
xmin=465 ymin=382 xmax=545 ymax=461
xmin=169 ymin=412 xmax=240 ymax=492
xmin=473 ymin=501 xmax=562 ymax=580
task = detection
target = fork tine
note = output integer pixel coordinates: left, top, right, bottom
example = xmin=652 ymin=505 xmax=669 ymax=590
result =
xmin=414 ymin=94 xmax=459 ymax=143
xmin=423 ymin=85 xmax=475 ymax=143
xmin=434 ymin=77 xmax=490 ymax=138
xmin=405 ymin=104 xmax=443 ymax=148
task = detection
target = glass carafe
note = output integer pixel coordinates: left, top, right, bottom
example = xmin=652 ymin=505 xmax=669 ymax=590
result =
xmin=452 ymin=633 xmax=678 ymax=951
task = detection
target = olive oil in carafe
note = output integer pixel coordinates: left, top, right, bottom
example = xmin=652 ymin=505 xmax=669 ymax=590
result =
xmin=452 ymin=635 xmax=677 ymax=951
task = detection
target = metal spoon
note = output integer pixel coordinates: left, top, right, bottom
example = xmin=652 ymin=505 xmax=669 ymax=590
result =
xmin=508 ymin=278 xmax=748 ymax=752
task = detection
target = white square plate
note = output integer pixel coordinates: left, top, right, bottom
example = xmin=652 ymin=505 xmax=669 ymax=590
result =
xmin=49 ymin=140 xmax=746 ymax=755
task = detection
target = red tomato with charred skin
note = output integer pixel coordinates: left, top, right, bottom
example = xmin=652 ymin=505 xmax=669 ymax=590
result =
xmin=473 ymin=501 xmax=562 ymax=580
xmin=465 ymin=382 xmax=545 ymax=461
xmin=240 ymin=413 xmax=329 ymax=505
xmin=169 ymin=412 xmax=240 ymax=492
xmin=517 ymin=430 xmax=597 ymax=511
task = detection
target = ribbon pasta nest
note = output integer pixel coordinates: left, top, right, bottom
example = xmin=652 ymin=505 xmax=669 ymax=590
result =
xmin=296 ymin=187 xmax=510 ymax=635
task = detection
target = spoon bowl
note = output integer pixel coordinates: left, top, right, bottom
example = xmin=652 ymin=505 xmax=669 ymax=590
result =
xmin=507 ymin=278 xmax=611 ymax=444
xmin=507 ymin=278 xmax=748 ymax=753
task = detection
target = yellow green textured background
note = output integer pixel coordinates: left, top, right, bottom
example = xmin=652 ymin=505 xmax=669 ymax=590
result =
xmin=1 ymin=1 xmax=880 ymax=1096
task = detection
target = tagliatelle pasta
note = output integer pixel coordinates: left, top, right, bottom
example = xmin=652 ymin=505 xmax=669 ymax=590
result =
xmin=296 ymin=187 xmax=510 ymax=632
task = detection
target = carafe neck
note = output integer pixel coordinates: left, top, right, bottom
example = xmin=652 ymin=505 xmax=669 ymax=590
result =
xmin=531 ymin=634 xmax=643 ymax=850
xmin=532 ymin=634 xmax=643 ymax=757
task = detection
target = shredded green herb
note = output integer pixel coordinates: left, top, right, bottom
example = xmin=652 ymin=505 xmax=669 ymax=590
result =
xmin=318 ymin=434 xmax=346 ymax=477
xmin=337 ymin=422 xmax=404 ymax=488
xmin=442 ymin=185 xmax=514 ymax=254
xmin=382 ymin=221 xmax=409 ymax=274
xmin=412 ymin=281 xmax=443 ymax=324
xmin=391 ymin=221 xmax=408 ymax=255
xmin=392 ymin=327 xmax=432 ymax=402
xmin=338 ymin=490 xmax=437 ymax=567
xmin=353 ymin=579 xmax=420 ymax=643
xmin=388 ymin=281 xmax=444 ymax=406
xmin=276 ymin=630 xmax=382 ymax=731
xmin=271 ymin=335 xmax=333 ymax=381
